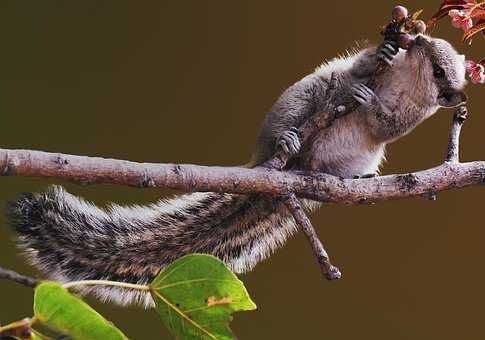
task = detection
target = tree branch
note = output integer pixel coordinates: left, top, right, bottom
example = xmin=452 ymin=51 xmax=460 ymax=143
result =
xmin=0 ymin=266 xmax=39 ymax=288
xmin=1 ymin=149 xmax=483 ymax=205
xmin=284 ymin=193 xmax=341 ymax=280
xmin=446 ymin=106 xmax=468 ymax=164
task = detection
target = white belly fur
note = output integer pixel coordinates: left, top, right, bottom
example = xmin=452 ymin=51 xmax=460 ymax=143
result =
xmin=305 ymin=111 xmax=386 ymax=178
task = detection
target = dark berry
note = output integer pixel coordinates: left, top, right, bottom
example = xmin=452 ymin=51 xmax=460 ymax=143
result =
xmin=392 ymin=5 xmax=409 ymax=22
xmin=398 ymin=33 xmax=414 ymax=49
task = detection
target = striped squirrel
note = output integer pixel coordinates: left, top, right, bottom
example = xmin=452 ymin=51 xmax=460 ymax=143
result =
xmin=9 ymin=34 xmax=467 ymax=307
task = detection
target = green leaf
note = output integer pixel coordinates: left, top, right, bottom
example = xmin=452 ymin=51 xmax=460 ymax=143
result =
xmin=150 ymin=254 xmax=257 ymax=340
xmin=33 ymin=282 xmax=128 ymax=340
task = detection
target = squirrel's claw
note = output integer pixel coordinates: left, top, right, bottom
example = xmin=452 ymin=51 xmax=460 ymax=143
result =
xmin=277 ymin=127 xmax=301 ymax=156
xmin=352 ymin=84 xmax=376 ymax=107
xmin=377 ymin=41 xmax=399 ymax=66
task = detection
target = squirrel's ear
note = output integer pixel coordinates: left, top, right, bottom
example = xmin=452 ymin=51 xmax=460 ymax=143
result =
xmin=438 ymin=90 xmax=467 ymax=108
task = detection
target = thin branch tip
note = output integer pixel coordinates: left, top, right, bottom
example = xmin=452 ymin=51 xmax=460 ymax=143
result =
xmin=446 ymin=105 xmax=468 ymax=164
xmin=284 ymin=193 xmax=341 ymax=280
xmin=0 ymin=266 xmax=39 ymax=288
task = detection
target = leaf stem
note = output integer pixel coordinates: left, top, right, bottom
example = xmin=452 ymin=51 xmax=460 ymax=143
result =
xmin=0 ymin=317 xmax=34 ymax=333
xmin=32 ymin=328 xmax=54 ymax=340
xmin=62 ymin=280 xmax=150 ymax=291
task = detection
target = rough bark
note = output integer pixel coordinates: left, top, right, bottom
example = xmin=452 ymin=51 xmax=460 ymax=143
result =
xmin=1 ymin=150 xmax=483 ymax=205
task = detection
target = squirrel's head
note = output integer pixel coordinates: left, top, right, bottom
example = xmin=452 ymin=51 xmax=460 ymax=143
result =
xmin=406 ymin=35 xmax=467 ymax=109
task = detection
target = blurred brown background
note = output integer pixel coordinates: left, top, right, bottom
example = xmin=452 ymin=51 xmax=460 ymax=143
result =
xmin=0 ymin=1 xmax=484 ymax=339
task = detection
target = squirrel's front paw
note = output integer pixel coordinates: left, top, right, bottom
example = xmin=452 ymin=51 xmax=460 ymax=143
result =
xmin=377 ymin=41 xmax=399 ymax=66
xmin=352 ymin=84 xmax=378 ymax=108
xmin=277 ymin=127 xmax=301 ymax=156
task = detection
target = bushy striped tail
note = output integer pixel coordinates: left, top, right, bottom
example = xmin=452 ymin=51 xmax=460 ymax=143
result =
xmin=8 ymin=185 xmax=305 ymax=307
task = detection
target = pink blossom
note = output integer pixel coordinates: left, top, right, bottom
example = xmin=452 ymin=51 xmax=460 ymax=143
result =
xmin=466 ymin=60 xmax=485 ymax=84
xmin=448 ymin=9 xmax=473 ymax=32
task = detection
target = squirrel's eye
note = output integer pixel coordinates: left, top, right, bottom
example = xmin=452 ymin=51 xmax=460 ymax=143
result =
xmin=433 ymin=65 xmax=445 ymax=78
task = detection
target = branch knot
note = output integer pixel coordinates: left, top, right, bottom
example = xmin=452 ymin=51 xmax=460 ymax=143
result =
xmin=397 ymin=173 xmax=418 ymax=192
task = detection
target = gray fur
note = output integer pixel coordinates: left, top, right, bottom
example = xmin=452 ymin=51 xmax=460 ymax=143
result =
xmin=8 ymin=34 xmax=467 ymax=307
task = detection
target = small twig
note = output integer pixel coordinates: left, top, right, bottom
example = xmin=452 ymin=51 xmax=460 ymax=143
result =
xmin=0 ymin=266 xmax=39 ymax=288
xmin=284 ymin=193 xmax=341 ymax=280
xmin=446 ymin=106 xmax=468 ymax=164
